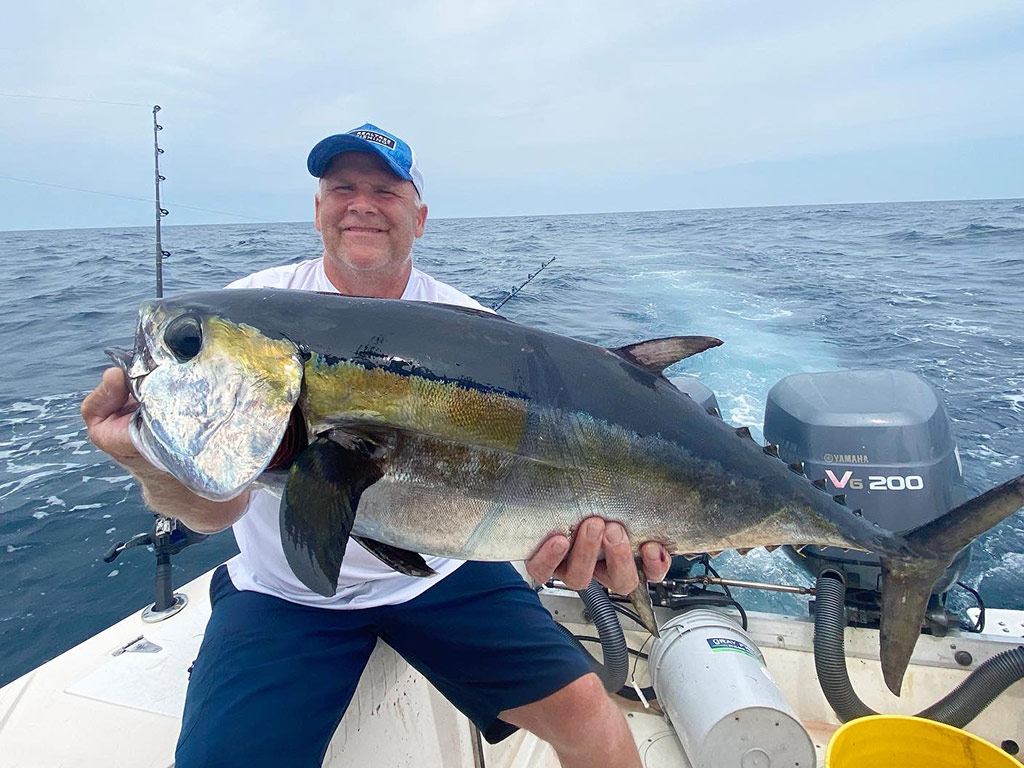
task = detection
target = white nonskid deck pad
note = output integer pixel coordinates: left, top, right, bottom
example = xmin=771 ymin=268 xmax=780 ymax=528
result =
xmin=65 ymin=600 xmax=210 ymax=718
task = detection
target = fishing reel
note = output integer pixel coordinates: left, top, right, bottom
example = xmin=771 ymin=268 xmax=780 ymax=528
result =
xmin=103 ymin=514 xmax=208 ymax=622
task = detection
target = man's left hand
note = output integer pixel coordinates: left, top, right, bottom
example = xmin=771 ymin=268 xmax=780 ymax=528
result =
xmin=525 ymin=517 xmax=670 ymax=595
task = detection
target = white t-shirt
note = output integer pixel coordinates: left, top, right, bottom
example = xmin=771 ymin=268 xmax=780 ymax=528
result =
xmin=223 ymin=257 xmax=487 ymax=608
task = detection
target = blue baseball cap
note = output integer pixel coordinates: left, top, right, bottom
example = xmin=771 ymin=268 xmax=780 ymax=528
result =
xmin=307 ymin=123 xmax=423 ymax=198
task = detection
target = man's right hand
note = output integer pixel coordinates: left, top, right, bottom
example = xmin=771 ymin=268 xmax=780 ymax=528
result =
xmin=81 ymin=367 xmax=144 ymax=466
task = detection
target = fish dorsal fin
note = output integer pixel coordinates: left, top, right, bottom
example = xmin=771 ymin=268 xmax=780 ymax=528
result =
xmin=612 ymin=335 xmax=723 ymax=374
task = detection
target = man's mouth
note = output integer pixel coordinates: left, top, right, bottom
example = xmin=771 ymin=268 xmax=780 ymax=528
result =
xmin=343 ymin=226 xmax=387 ymax=234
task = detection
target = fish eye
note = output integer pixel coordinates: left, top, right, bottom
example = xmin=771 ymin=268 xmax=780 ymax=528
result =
xmin=164 ymin=315 xmax=203 ymax=362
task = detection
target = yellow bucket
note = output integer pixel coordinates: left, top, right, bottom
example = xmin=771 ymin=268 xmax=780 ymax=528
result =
xmin=826 ymin=715 xmax=1020 ymax=767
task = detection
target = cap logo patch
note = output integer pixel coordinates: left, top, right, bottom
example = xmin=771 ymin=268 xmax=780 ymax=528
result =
xmin=350 ymin=130 xmax=396 ymax=151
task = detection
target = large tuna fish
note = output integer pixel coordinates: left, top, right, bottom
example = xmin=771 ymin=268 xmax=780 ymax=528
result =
xmin=107 ymin=288 xmax=1024 ymax=696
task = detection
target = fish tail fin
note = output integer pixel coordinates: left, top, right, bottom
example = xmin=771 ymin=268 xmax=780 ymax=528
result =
xmin=904 ymin=473 xmax=1024 ymax=561
xmin=878 ymin=471 xmax=1024 ymax=695
xmin=877 ymin=555 xmax=949 ymax=696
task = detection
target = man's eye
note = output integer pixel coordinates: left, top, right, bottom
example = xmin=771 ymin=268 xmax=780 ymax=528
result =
xmin=377 ymin=189 xmax=395 ymax=197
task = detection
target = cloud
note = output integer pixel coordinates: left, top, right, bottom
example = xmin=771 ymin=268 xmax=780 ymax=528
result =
xmin=1 ymin=0 xmax=1021 ymax=229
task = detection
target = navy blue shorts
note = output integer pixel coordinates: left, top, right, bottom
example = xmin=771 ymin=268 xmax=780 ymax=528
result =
xmin=175 ymin=561 xmax=592 ymax=768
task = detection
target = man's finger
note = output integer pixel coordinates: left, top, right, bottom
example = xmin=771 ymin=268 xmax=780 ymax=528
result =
xmin=596 ymin=522 xmax=640 ymax=595
xmin=640 ymin=542 xmax=670 ymax=583
xmin=554 ymin=517 xmax=604 ymax=590
xmin=81 ymin=368 xmax=143 ymax=463
xmin=81 ymin=368 xmax=130 ymax=427
xmin=525 ymin=535 xmax=570 ymax=584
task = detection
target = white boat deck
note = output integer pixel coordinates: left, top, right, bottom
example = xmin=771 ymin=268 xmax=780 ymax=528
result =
xmin=1 ymin=568 xmax=1021 ymax=767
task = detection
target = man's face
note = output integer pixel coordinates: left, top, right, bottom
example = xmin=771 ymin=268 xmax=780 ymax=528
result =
xmin=314 ymin=152 xmax=427 ymax=277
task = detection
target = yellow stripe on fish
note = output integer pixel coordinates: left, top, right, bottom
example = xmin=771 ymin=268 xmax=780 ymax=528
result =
xmin=301 ymin=356 xmax=529 ymax=451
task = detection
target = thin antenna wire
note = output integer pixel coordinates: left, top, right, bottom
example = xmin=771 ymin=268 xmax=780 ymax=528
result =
xmin=492 ymin=256 xmax=557 ymax=311
xmin=0 ymin=176 xmax=272 ymax=222
xmin=0 ymin=92 xmax=152 ymax=108
xmin=2 ymin=93 xmax=272 ymax=223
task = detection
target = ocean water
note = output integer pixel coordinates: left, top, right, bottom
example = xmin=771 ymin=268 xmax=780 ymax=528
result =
xmin=1 ymin=199 xmax=1022 ymax=687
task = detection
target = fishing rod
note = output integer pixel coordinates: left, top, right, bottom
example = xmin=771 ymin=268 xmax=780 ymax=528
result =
xmin=491 ymin=256 xmax=557 ymax=311
xmin=153 ymin=105 xmax=169 ymax=298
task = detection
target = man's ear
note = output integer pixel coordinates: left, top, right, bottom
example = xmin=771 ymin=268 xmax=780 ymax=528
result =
xmin=314 ymin=193 xmax=322 ymax=232
xmin=415 ymin=203 xmax=427 ymax=238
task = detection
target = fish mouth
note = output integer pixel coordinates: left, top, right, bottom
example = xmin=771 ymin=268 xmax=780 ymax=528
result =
xmin=104 ymin=345 xmax=153 ymax=401
xmin=105 ymin=312 xmax=160 ymax=398
xmin=104 ymin=345 xmax=170 ymax=475
xmin=105 ymin=346 xmax=134 ymax=372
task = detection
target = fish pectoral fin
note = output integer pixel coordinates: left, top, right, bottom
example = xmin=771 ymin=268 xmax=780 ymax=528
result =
xmin=627 ymin=565 xmax=661 ymax=638
xmin=612 ymin=335 xmax=723 ymax=375
xmin=280 ymin=435 xmax=384 ymax=597
xmin=353 ymin=536 xmax=436 ymax=578
xmin=324 ymin=422 xmax=400 ymax=458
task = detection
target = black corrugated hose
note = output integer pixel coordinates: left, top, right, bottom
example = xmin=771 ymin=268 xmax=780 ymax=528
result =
xmin=555 ymin=580 xmax=630 ymax=693
xmin=814 ymin=569 xmax=1024 ymax=726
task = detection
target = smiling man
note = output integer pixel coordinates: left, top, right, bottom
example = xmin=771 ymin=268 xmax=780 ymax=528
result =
xmin=82 ymin=123 xmax=670 ymax=768
xmin=314 ymin=148 xmax=427 ymax=296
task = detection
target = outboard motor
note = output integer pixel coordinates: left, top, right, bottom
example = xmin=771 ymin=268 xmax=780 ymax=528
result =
xmin=668 ymin=375 xmax=720 ymax=413
xmin=764 ymin=369 xmax=971 ymax=631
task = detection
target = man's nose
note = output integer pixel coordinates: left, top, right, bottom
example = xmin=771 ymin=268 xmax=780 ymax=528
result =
xmin=345 ymin=188 xmax=378 ymax=215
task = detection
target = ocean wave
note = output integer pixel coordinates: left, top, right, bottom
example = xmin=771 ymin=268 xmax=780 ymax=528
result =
xmin=719 ymin=306 xmax=794 ymax=321
xmin=1002 ymin=392 xmax=1024 ymax=414
xmin=886 ymin=228 xmax=927 ymax=242
xmin=884 ymin=220 xmax=1024 ymax=245
xmin=945 ymin=222 xmax=1024 ymax=239
xmin=0 ymin=464 xmax=82 ymax=501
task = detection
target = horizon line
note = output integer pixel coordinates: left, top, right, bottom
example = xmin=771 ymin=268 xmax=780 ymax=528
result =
xmin=1 ymin=194 xmax=1021 ymax=234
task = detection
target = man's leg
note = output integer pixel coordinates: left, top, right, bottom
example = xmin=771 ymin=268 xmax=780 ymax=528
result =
xmin=175 ymin=566 xmax=379 ymax=768
xmin=378 ymin=561 xmax=641 ymax=768
xmin=501 ymin=674 xmax=641 ymax=768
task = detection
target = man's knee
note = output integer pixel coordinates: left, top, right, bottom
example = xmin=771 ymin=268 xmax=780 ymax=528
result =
xmin=502 ymin=673 xmax=618 ymax=742
xmin=502 ymin=673 xmax=641 ymax=766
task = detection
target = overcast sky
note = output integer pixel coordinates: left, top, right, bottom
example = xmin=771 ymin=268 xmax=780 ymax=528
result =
xmin=1 ymin=0 xmax=1022 ymax=230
